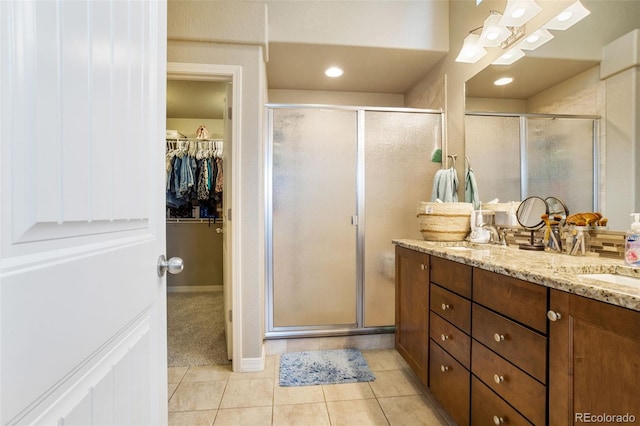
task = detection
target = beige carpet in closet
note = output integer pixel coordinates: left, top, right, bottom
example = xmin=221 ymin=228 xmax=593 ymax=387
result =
xmin=167 ymin=291 xmax=230 ymax=367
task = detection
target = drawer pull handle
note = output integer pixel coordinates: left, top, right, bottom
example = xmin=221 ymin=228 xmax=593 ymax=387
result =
xmin=547 ymin=310 xmax=562 ymax=321
xmin=440 ymin=334 xmax=449 ymax=342
xmin=493 ymin=374 xmax=505 ymax=384
xmin=494 ymin=333 xmax=505 ymax=343
xmin=440 ymin=365 xmax=450 ymax=372
xmin=441 ymin=303 xmax=451 ymax=311
xmin=493 ymin=415 xmax=505 ymax=425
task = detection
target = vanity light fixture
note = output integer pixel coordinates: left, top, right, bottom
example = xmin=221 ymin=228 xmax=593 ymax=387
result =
xmin=492 ymin=48 xmax=525 ymax=65
xmin=494 ymin=77 xmax=514 ymax=86
xmin=324 ymin=67 xmax=344 ymax=78
xmin=455 ymin=32 xmax=488 ymax=63
xmin=543 ymin=0 xmax=590 ymax=30
xmin=518 ymin=28 xmax=554 ymax=50
xmin=499 ymin=0 xmax=542 ymax=28
xmin=478 ymin=11 xmax=513 ymax=47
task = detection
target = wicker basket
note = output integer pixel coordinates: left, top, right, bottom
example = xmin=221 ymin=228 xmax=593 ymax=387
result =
xmin=417 ymin=202 xmax=473 ymax=241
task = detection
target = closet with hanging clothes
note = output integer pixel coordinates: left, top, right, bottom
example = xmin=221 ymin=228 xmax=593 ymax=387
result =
xmin=165 ymin=132 xmax=224 ymax=291
xmin=165 ymin=78 xmax=233 ymax=367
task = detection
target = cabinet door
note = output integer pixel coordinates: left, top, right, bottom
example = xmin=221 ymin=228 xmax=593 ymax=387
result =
xmin=431 ymin=341 xmax=470 ymax=426
xmin=395 ymin=246 xmax=429 ymax=385
xmin=549 ymin=290 xmax=640 ymax=425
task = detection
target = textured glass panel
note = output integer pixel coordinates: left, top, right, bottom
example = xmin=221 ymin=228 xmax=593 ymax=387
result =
xmin=465 ymin=115 xmax=521 ymax=203
xmin=272 ymin=108 xmax=357 ymax=327
xmin=525 ymin=118 xmax=594 ymax=213
xmin=363 ymin=111 xmax=441 ymax=327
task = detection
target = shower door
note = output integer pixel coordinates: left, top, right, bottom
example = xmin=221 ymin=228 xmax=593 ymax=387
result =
xmin=268 ymin=107 xmax=358 ymax=329
xmin=267 ymin=106 xmax=442 ymax=335
xmin=363 ymin=111 xmax=440 ymax=327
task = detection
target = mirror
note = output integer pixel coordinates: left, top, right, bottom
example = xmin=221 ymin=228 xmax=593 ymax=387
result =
xmin=464 ymin=1 xmax=640 ymax=231
xmin=516 ymin=196 xmax=548 ymax=250
xmin=545 ymin=196 xmax=569 ymax=224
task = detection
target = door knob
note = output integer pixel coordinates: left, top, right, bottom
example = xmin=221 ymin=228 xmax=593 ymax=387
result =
xmin=157 ymin=255 xmax=184 ymax=277
xmin=547 ymin=310 xmax=562 ymax=321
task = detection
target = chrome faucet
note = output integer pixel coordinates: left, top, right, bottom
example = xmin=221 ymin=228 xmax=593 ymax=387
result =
xmin=481 ymin=224 xmax=508 ymax=246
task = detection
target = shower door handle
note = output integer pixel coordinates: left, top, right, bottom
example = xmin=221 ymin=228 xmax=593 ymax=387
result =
xmin=351 ymin=215 xmax=359 ymax=226
xmin=157 ymin=255 xmax=184 ymax=277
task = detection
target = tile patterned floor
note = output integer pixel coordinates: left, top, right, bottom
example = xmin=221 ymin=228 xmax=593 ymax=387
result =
xmin=168 ymin=349 xmax=455 ymax=425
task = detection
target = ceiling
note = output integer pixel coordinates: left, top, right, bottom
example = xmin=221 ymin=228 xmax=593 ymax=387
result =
xmin=167 ymin=1 xmax=640 ymax=119
xmin=266 ymin=43 xmax=446 ymax=94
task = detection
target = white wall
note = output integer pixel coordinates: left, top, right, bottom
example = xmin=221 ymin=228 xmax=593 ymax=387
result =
xmin=267 ymin=0 xmax=448 ymax=51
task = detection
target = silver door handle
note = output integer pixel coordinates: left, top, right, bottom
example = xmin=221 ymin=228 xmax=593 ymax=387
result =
xmin=157 ymin=255 xmax=184 ymax=277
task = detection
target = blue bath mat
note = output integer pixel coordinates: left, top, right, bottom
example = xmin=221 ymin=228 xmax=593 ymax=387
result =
xmin=279 ymin=348 xmax=375 ymax=387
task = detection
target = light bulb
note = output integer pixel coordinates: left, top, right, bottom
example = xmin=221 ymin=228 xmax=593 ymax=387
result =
xmin=512 ymin=7 xmax=526 ymax=18
xmin=494 ymin=77 xmax=514 ymax=86
xmin=324 ymin=67 xmax=343 ymax=78
xmin=557 ymin=10 xmax=573 ymax=21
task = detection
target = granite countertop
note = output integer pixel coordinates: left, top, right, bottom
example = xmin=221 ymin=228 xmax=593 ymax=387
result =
xmin=393 ymin=239 xmax=640 ymax=312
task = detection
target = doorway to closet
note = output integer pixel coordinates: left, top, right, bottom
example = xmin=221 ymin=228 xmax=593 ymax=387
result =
xmin=165 ymin=73 xmax=233 ymax=368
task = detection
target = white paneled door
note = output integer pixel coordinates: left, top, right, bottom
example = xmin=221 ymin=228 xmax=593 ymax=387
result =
xmin=1 ymin=1 xmax=168 ymax=425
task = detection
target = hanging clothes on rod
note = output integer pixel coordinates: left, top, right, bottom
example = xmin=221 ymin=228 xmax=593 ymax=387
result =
xmin=166 ymin=139 xmax=224 ymax=218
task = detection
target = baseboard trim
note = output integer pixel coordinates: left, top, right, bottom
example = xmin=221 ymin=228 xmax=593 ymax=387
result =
xmin=238 ymin=345 xmax=265 ymax=373
xmin=167 ymin=285 xmax=223 ymax=293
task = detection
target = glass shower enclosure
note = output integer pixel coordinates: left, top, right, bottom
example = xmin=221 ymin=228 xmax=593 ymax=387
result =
xmin=265 ymin=105 xmax=443 ymax=338
xmin=465 ymin=113 xmax=600 ymax=213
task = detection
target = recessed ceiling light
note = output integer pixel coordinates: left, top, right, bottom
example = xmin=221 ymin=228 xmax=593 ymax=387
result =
xmin=494 ymin=77 xmax=514 ymax=86
xmin=325 ymin=67 xmax=344 ymax=78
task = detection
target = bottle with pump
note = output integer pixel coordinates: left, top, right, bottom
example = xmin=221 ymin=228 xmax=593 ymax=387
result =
xmin=624 ymin=213 xmax=640 ymax=267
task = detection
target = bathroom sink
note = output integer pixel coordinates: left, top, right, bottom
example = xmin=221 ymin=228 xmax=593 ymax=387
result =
xmin=447 ymin=246 xmax=475 ymax=251
xmin=577 ymin=273 xmax=640 ymax=287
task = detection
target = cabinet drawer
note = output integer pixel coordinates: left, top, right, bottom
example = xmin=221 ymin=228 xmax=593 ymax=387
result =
xmin=430 ymin=311 xmax=471 ymax=369
xmin=472 ymin=340 xmax=546 ymax=426
xmin=471 ymin=376 xmax=533 ymax=426
xmin=430 ymin=256 xmax=472 ymax=298
xmin=472 ymin=304 xmax=547 ymax=383
xmin=431 ymin=284 xmax=471 ymax=334
xmin=473 ymin=268 xmax=547 ymax=333
xmin=430 ymin=340 xmax=470 ymax=426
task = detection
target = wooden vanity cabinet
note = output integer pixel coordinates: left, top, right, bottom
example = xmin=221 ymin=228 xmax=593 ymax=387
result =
xmin=548 ymin=289 xmax=640 ymax=425
xmin=472 ymin=269 xmax=548 ymax=426
xmin=396 ymin=246 xmax=640 ymax=425
xmin=395 ymin=246 xmax=430 ymax=385
xmin=429 ymin=256 xmax=472 ymax=426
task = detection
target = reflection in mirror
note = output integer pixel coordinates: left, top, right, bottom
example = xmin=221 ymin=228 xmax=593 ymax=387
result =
xmin=545 ymin=196 xmax=569 ymax=223
xmin=464 ymin=1 xmax=640 ymax=231
xmin=517 ymin=196 xmax=547 ymax=229
xmin=517 ymin=196 xmax=548 ymax=251
xmin=465 ymin=113 xmax=598 ymax=213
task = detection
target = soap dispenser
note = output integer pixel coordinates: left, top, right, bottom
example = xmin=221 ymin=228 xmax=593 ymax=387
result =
xmin=624 ymin=213 xmax=640 ymax=267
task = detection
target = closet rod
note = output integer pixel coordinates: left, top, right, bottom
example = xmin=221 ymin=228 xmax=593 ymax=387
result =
xmin=166 ymin=218 xmax=223 ymax=224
